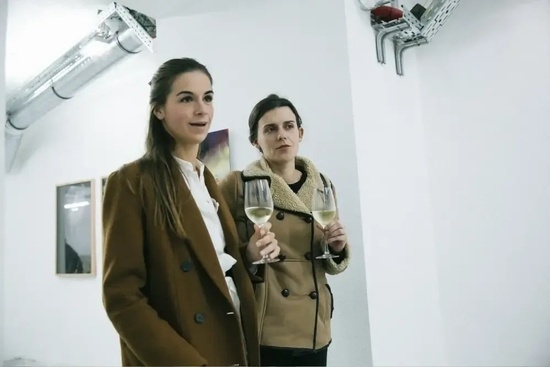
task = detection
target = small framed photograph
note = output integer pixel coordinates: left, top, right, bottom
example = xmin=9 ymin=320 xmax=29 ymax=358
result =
xmin=56 ymin=179 xmax=96 ymax=276
xmin=101 ymin=177 xmax=107 ymax=198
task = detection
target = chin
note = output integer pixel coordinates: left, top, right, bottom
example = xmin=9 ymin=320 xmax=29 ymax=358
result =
xmin=268 ymin=153 xmax=295 ymax=164
xmin=179 ymin=135 xmax=207 ymax=147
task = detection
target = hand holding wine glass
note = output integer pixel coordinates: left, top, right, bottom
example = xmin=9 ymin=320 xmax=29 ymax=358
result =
xmin=312 ymin=185 xmax=339 ymax=259
xmin=244 ymin=179 xmax=280 ymax=264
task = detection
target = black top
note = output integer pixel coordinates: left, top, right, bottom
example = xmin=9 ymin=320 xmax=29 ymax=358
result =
xmin=288 ymin=169 xmax=307 ymax=194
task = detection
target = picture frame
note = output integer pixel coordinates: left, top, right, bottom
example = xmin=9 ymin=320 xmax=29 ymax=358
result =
xmin=55 ymin=179 xmax=96 ymax=276
xmin=101 ymin=177 xmax=107 ymax=198
xmin=198 ymin=128 xmax=231 ymax=181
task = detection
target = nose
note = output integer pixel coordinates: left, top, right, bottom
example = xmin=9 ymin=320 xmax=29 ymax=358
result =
xmin=277 ymin=130 xmax=288 ymax=141
xmin=195 ymin=100 xmax=207 ymax=115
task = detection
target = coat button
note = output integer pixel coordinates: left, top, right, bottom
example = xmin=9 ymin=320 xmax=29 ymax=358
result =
xmin=276 ymin=212 xmax=285 ymax=220
xmin=309 ymin=291 xmax=318 ymax=300
xmin=305 ymin=252 xmax=312 ymax=261
xmin=304 ymin=216 xmax=313 ymax=224
xmin=281 ymin=288 xmax=290 ymax=297
xmin=194 ymin=313 xmax=205 ymax=324
xmin=180 ymin=260 xmax=193 ymax=272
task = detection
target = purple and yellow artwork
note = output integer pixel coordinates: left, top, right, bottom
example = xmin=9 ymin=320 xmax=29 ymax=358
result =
xmin=199 ymin=128 xmax=231 ymax=181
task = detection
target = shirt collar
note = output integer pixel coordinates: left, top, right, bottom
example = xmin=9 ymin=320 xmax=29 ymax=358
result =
xmin=173 ymin=156 xmax=205 ymax=177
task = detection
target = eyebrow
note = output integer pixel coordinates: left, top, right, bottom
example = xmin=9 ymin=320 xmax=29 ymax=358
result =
xmin=176 ymin=90 xmax=214 ymax=96
xmin=264 ymin=120 xmax=295 ymax=125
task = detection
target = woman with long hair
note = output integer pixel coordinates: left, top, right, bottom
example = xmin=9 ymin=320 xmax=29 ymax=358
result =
xmin=102 ymin=58 xmax=280 ymax=366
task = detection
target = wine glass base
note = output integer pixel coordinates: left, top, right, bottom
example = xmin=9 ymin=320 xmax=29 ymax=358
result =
xmin=252 ymin=257 xmax=281 ymax=265
xmin=315 ymin=253 xmax=339 ymax=260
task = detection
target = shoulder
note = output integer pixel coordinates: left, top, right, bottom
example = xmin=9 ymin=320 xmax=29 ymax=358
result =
xmin=218 ymin=170 xmax=244 ymax=212
xmin=300 ymin=158 xmax=334 ymax=189
xmin=219 ymin=170 xmax=243 ymax=190
xmin=318 ymin=171 xmax=333 ymax=187
xmin=105 ymin=158 xmax=147 ymax=193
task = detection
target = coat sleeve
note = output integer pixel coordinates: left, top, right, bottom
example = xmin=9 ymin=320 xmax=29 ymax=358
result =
xmin=322 ymin=178 xmax=351 ymax=276
xmin=102 ymin=168 xmax=208 ymax=366
xmin=218 ymin=171 xmax=265 ymax=282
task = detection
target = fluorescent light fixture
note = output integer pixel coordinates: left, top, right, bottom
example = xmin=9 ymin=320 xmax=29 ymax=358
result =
xmin=64 ymin=201 xmax=90 ymax=209
xmin=4 ymin=2 xmax=156 ymax=172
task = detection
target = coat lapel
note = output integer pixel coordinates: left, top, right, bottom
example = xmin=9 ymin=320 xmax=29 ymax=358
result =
xmin=204 ymin=169 xmax=242 ymax=260
xmin=171 ymin=167 xmax=232 ymax=305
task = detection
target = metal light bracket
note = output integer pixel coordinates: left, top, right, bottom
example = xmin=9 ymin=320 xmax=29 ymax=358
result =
xmin=365 ymin=0 xmax=461 ymax=76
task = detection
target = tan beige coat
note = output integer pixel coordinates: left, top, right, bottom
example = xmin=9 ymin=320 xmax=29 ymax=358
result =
xmin=102 ymin=159 xmax=260 ymax=366
xmin=219 ymin=156 xmax=350 ymax=352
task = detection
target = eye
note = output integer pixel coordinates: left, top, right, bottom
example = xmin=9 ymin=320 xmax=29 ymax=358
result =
xmin=264 ymin=126 xmax=276 ymax=133
xmin=204 ymin=94 xmax=213 ymax=103
xmin=285 ymin=122 xmax=295 ymax=129
xmin=180 ymin=96 xmax=193 ymax=103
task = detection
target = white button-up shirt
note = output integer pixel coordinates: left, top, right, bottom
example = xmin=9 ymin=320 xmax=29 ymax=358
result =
xmin=174 ymin=156 xmax=241 ymax=316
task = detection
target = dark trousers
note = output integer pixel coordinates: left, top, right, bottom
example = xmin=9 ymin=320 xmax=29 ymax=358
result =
xmin=260 ymin=346 xmax=328 ymax=367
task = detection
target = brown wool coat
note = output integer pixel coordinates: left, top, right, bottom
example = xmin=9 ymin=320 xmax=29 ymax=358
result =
xmin=102 ymin=159 xmax=260 ymax=366
xmin=219 ymin=156 xmax=350 ymax=352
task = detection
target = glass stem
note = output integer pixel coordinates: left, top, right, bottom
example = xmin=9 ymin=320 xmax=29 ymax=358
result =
xmin=322 ymin=227 xmax=330 ymax=255
xmin=259 ymin=223 xmax=269 ymax=260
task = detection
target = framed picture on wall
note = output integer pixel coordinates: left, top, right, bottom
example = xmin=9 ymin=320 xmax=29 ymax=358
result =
xmin=55 ymin=179 xmax=96 ymax=276
xmin=198 ymin=128 xmax=231 ymax=181
xmin=101 ymin=177 xmax=107 ymax=198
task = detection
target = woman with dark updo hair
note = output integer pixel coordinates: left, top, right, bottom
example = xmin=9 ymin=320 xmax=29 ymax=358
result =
xmin=220 ymin=94 xmax=351 ymax=366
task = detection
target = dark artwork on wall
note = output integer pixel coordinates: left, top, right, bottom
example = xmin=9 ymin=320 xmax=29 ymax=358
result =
xmin=55 ymin=180 xmax=95 ymax=276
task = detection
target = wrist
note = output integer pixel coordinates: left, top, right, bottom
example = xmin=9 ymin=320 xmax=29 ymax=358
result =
xmin=329 ymin=243 xmax=345 ymax=254
xmin=246 ymin=243 xmax=258 ymax=262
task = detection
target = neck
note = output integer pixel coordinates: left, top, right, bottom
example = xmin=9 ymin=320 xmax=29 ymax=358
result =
xmin=267 ymin=158 xmax=300 ymax=184
xmin=173 ymin=144 xmax=200 ymax=167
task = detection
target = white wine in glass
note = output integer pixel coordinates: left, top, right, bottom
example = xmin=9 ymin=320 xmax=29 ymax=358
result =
xmin=244 ymin=179 xmax=279 ymax=265
xmin=245 ymin=206 xmax=273 ymax=225
xmin=312 ymin=186 xmax=339 ymax=259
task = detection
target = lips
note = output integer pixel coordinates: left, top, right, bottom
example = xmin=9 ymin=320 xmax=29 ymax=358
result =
xmin=189 ymin=122 xmax=208 ymax=127
xmin=277 ymin=145 xmax=290 ymax=150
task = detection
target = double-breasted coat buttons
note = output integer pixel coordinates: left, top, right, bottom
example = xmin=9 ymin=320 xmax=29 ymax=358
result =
xmin=194 ymin=313 xmax=205 ymax=324
xmin=180 ymin=260 xmax=193 ymax=272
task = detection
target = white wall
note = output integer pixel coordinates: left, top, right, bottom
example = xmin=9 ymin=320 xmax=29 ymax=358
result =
xmin=347 ymin=0 xmax=550 ymax=365
xmin=344 ymin=0 xmax=447 ymax=365
xmin=1 ymin=0 xmax=8 ymax=362
xmin=418 ymin=0 xmax=550 ymax=365
xmin=4 ymin=0 xmax=372 ymax=365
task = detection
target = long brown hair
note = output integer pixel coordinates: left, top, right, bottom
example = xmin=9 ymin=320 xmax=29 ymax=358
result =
xmin=140 ymin=57 xmax=213 ymax=237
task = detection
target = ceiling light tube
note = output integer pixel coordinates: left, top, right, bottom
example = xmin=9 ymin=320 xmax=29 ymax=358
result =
xmin=4 ymin=2 xmax=156 ymax=172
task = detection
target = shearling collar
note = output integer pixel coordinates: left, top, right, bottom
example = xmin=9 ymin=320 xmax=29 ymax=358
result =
xmin=242 ymin=156 xmax=325 ymax=215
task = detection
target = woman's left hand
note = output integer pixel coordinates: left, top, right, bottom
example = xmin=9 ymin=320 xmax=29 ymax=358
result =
xmin=318 ymin=219 xmax=348 ymax=253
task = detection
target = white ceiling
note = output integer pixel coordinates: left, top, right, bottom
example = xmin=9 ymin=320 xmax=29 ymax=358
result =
xmin=4 ymin=0 xmax=255 ymax=98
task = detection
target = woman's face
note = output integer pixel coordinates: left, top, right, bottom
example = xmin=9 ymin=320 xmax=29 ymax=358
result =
xmin=255 ymin=106 xmax=303 ymax=164
xmin=154 ymin=70 xmax=214 ymax=147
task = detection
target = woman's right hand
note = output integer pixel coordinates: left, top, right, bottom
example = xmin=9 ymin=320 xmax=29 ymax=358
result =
xmin=246 ymin=222 xmax=280 ymax=262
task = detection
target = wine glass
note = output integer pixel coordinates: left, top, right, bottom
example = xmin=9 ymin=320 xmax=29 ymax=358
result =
xmin=244 ymin=179 xmax=279 ymax=265
xmin=312 ymin=186 xmax=339 ymax=259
